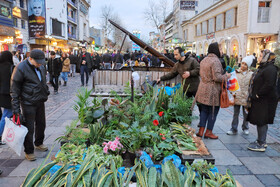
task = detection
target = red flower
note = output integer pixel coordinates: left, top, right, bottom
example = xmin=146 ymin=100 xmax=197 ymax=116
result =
xmin=159 ymin=111 xmax=164 ymax=117
xmin=161 ymin=137 xmax=166 ymax=140
xmin=159 ymin=133 xmax=162 ymax=136
xmin=153 ymin=120 xmax=159 ymax=126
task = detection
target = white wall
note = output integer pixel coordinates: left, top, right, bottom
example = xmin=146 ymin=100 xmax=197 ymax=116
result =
xmin=46 ymin=0 xmax=68 ymax=40
xmin=78 ymin=0 xmax=90 ymax=41
xmin=248 ymin=0 xmax=280 ymax=34
xmin=197 ymin=0 xmax=218 ymax=14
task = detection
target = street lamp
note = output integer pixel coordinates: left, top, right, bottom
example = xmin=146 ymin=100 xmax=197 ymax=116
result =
xmin=45 ymin=35 xmax=52 ymax=58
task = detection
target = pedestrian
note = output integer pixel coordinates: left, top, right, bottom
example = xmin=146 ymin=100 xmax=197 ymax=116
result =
xmin=69 ymin=52 xmax=78 ymax=77
xmin=123 ymin=50 xmax=131 ymax=62
xmin=247 ymin=50 xmax=278 ymax=152
xmin=227 ymin=56 xmax=253 ymax=135
xmin=78 ymin=47 xmax=92 ymax=86
xmin=12 ymin=51 xmax=20 ymax=66
xmin=195 ymin=42 xmax=231 ymax=139
xmin=251 ymin=53 xmax=257 ymax=68
xmin=0 ymin=51 xmax=14 ymax=145
xmin=113 ymin=50 xmax=124 ymax=70
xmin=102 ymin=50 xmax=112 ymax=70
xmin=48 ymin=51 xmax=62 ymax=94
xmin=10 ymin=49 xmax=50 ymax=161
xmin=157 ymin=47 xmax=200 ymax=98
xmin=60 ymin=52 xmax=70 ymax=86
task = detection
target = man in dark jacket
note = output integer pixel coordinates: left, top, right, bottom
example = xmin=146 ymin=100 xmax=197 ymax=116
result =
xmin=157 ymin=47 xmax=200 ymax=98
xmin=113 ymin=50 xmax=124 ymax=69
xmin=102 ymin=51 xmax=112 ymax=69
xmin=123 ymin=50 xmax=131 ymax=62
xmin=11 ymin=49 xmax=50 ymax=161
xmin=78 ymin=47 xmax=92 ymax=86
xmin=48 ymin=51 xmax=62 ymax=94
xmin=251 ymin=53 xmax=258 ymax=68
xmin=69 ymin=52 xmax=78 ymax=77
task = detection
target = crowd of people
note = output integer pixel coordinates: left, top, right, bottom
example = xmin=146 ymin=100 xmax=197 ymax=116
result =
xmin=0 ymin=43 xmax=279 ymax=177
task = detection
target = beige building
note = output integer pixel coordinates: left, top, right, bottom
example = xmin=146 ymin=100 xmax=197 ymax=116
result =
xmin=182 ymin=0 xmax=280 ymax=57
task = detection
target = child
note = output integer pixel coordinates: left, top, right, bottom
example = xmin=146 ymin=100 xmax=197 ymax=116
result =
xmin=227 ymin=56 xmax=254 ymax=135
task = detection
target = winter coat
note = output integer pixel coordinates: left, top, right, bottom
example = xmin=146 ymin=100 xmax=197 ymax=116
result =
xmin=48 ymin=55 xmax=62 ymax=76
xmin=247 ymin=61 xmax=278 ymax=125
xmin=69 ymin=54 xmax=78 ymax=65
xmin=0 ymin=53 xmax=14 ymax=109
xmin=78 ymin=52 xmax=92 ymax=69
xmin=62 ymin=58 xmax=70 ymax=72
xmin=160 ymin=56 xmax=200 ymax=93
xmin=233 ymin=70 xmax=253 ymax=106
xmin=10 ymin=60 xmax=49 ymax=114
xmin=196 ymin=53 xmax=227 ymax=106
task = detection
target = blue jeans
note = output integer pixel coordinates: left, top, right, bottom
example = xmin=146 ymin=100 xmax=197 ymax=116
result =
xmin=0 ymin=108 xmax=13 ymax=136
xmin=199 ymin=104 xmax=220 ymax=130
xmin=80 ymin=65 xmax=89 ymax=85
xmin=60 ymin=72 xmax=68 ymax=82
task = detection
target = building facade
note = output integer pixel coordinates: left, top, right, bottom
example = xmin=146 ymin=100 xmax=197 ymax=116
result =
xmin=12 ymin=0 xmax=29 ymax=53
xmin=0 ymin=0 xmax=15 ymax=52
xmin=182 ymin=0 xmax=280 ymax=57
xmin=77 ymin=0 xmax=90 ymax=48
xmin=67 ymin=0 xmax=79 ymax=52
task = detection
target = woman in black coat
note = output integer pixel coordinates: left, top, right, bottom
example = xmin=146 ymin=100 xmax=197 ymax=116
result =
xmin=247 ymin=50 xmax=278 ymax=152
xmin=0 ymin=51 xmax=14 ymax=144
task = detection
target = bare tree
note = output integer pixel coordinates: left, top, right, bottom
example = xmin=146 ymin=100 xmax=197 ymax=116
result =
xmin=144 ymin=0 xmax=169 ymax=33
xmin=100 ymin=5 xmax=114 ymax=47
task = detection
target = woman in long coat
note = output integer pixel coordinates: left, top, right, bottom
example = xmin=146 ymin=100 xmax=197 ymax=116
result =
xmin=247 ymin=50 xmax=278 ymax=152
xmin=195 ymin=42 xmax=231 ymax=139
xmin=0 ymin=51 xmax=14 ymax=144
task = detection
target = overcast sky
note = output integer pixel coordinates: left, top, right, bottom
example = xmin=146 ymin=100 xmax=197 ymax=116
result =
xmin=88 ymin=0 xmax=171 ymax=40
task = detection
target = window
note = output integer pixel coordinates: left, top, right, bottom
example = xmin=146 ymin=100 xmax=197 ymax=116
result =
xmin=13 ymin=17 xmax=17 ymax=27
xmin=196 ymin=24 xmax=201 ymax=36
xmin=21 ymin=20 xmax=25 ymax=29
xmin=225 ymin=8 xmax=236 ymax=28
xmin=202 ymin=21 xmax=207 ymax=35
xmin=216 ymin=13 xmax=224 ymax=31
xmin=208 ymin=18 xmax=215 ymax=33
xmin=20 ymin=0 xmax=24 ymax=8
xmin=258 ymin=1 xmax=271 ymax=23
xmin=52 ymin=19 xmax=62 ymax=36
xmin=184 ymin=29 xmax=188 ymax=41
xmin=84 ymin=23 xmax=86 ymax=36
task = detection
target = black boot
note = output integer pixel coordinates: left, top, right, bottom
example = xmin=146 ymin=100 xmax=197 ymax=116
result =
xmin=63 ymin=81 xmax=67 ymax=86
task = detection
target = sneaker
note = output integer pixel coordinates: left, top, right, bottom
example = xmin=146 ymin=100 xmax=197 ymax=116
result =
xmin=54 ymin=91 xmax=58 ymax=95
xmin=227 ymin=129 xmax=237 ymax=135
xmin=247 ymin=142 xmax=266 ymax=152
xmin=25 ymin=153 xmax=36 ymax=161
xmin=243 ymin=129 xmax=249 ymax=135
xmin=253 ymin=140 xmax=267 ymax=148
xmin=35 ymin=144 xmax=48 ymax=152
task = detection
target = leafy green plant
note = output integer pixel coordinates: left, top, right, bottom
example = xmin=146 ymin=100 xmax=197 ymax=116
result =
xmin=189 ymin=161 xmax=215 ymax=177
xmin=88 ymin=121 xmax=108 ymax=145
xmin=55 ymin=143 xmax=86 ymax=165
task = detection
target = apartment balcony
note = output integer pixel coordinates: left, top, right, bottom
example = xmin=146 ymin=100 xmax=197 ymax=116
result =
xmin=68 ymin=33 xmax=76 ymax=40
xmin=67 ymin=16 xmax=77 ymax=25
xmin=67 ymin=0 xmax=77 ymax=9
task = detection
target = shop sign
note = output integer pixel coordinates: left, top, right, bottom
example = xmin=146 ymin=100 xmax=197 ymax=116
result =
xmin=180 ymin=1 xmax=195 ymax=10
xmin=12 ymin=7 xmax=22 ymax=18
xmin=28 ymin=0 xmax=46 ymax=38
xmin=0 ymin=36 xmax=14 ymax=44
xmin=16 ymin=38 xmax=22 ymax=44
xmin=0 ymin=5 xmax=12 ymax=18
xmin=206 ymin=33 xmax=215 ymax=40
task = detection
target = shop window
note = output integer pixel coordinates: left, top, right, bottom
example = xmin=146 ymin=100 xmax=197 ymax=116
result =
xmin=52 ymin=18 xmax=62 ymax=37
xmin=258 ymin=1 xmax=271 ymax=23
xmin=208 ymin=18 xmax=215 ymax=33
xmin=21 ymin=20 xmax=25 ymax=29
xmin=196 ymin=24 xmax=201 ymax=36
xmin=13 ymin=17 xmax=17 ymax=27
xmin=20 ymin=0 xmax=24 ymax=8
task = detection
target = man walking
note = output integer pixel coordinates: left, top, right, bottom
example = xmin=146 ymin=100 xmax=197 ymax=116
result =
xmin=47 ymin=51 xmax=62 ymax=94
xmin=78 ymin=47 xmax=92 ymax=86
xmin=11 ymin=49 xmax=50 ymax=161
xmin=69 ymin=52 xmax=78 ymax=77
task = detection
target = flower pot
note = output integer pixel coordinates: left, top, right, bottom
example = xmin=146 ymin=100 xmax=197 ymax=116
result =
xmin=121 ymin=151 xmax=137 ymax=166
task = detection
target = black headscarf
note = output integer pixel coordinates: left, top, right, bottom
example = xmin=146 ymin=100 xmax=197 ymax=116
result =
xmin=208 ymin=42 xmax=221 ymax=58
xmin=0 ymin=51 xmax=13 ymax=64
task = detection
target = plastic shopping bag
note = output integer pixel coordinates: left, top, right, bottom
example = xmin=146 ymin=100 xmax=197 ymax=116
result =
xmin=228 ymin=91 xmax=235 ymax=106
xmin=227 ymin=69 xmax=240 ymax=92
xmin=1 ymin=117 xmax=28 ymax=156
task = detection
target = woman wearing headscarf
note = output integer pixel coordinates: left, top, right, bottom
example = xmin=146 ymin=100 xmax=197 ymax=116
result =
xmin=195 ymin=42 xmax=231 ymax=139
xmin=0 ymin=51 xmax=14 ymax=145
xmin=247 ymin=50 xmax=278 ymax=152
xmin=60 ymin=52 xmax=70 ymax=86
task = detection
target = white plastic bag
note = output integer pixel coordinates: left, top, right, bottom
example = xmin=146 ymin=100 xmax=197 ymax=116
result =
xmin=2 ymin=117 xmax=28 ymax=156
xmin=228 ymin=70 xmax=240 ymax=92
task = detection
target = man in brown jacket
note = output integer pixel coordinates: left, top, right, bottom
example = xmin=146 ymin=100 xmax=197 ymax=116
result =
xmin=157 ymin=47 xmax=200 ymax=97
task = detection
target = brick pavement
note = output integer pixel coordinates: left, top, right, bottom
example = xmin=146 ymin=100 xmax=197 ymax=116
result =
xmin=0 ymin=74 xmax=279 ymax=186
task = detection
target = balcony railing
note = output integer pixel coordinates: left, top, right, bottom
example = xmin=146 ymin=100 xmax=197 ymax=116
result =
xmin=68 ymin=33 xmax=76 ymax=39
xmin=67 ymin=0 xmax=77 ymax=8
xmin=67 ymin=16 xmax=76 ymax=23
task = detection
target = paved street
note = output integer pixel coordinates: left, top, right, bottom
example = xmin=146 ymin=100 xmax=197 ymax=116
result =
xmin=0 ymin=75 xmax=280 ymax=186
